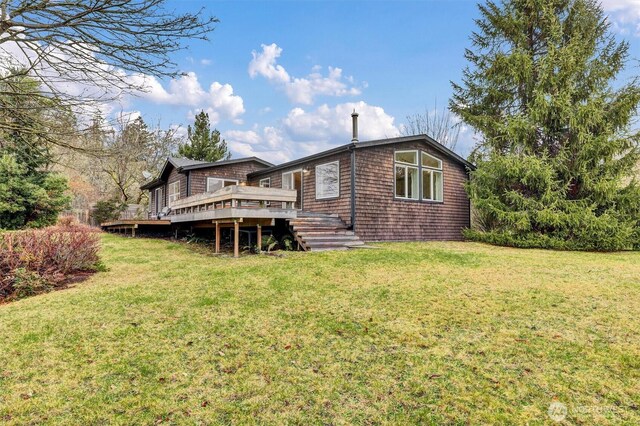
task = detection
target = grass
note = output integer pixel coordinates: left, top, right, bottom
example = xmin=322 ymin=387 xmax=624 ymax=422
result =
xmin=0 ymin=234 xmax=639 ymax=424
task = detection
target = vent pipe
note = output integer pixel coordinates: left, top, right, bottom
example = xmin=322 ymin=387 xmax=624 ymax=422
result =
xmin=351 ymin=110 xmax=359 ymax=142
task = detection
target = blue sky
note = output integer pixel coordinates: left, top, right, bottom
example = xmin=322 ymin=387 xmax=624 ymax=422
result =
xmin=119 ymin=0 xmax=640 ymax=163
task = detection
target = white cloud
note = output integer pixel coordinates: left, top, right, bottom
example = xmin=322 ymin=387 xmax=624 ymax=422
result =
xmin=248 ymin=43 xmax=361 ymax=105
xmin=200 ymin=59 xmax=212 ymax=66
xmin=282 ymin=101 xmax=399 ymax=143
xmin=600 ymin=1 xmax=640 ymax=34
xmin=129 ymin=72 xmax=245 ymax=125
xmin=226 ymin=101 xmax=399 ymax=163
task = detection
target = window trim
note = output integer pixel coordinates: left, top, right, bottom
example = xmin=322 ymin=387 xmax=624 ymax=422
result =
xmin=167 ymin=181 xmax=180 ymax=207
xmin=393 ymin=149 xmax=444 ymax=203
xmin=259 ymin=177 xmax=271 ymax=188
xmin=155 ymin=187 xmax=163 ymax=213
xmin=206 ymin=176 xmax=239 ymax=193
xmin=315 ymin=160 xmax=340 ymax=200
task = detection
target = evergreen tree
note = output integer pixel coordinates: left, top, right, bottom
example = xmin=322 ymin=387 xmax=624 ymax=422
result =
xmin=178 ymin=111 xmax=230 ymax=162
xmin=451 ymin=0 xmax=640 ymax=251
xmin=0 ymin=73 xmax=71 ymax=229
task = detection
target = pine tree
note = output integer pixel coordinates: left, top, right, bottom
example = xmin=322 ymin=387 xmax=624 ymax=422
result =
xmin=0 ymin=73 xmax=70 ymax=229
xmin=451 ymin=0 xmax=640 ymax=251
xmin=178 ymin=111 xmax=231 ymax=162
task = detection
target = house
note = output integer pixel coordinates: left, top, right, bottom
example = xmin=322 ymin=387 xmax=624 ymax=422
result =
xmin=106 ymin=113 xmax=474 ymax=255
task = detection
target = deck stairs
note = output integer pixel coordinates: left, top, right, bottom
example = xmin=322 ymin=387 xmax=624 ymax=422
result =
xmin=288 ymin=212 xmax=365 ymax=251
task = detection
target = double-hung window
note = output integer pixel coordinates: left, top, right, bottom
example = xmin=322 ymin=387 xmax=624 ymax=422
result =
xmin=395 ymin=151 xmax=419 ymax=200
xmin=421 ymin=153 xmax=443 ymax=201
xmin=316 ymin=161 xmax=340 ymax=199
xmin=168 ymin=181 xmax=180 ymax=207
xmin=206 ymin=177 xmax=238 ymax=193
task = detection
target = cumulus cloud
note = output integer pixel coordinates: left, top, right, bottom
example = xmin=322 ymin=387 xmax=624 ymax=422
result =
xmin=248 ymin=43 xmax=361 ymax=105
xmin=129 ymin=72 xmax=245 ymax=125
xmin=600 ymin=0 xmax=640 ymax=34
xmin=226 ymin=101 xmax=399 ymax=163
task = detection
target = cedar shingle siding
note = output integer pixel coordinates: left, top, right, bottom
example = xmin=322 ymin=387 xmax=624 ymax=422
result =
xmin=353 ymin=141 xmax=470 ymax=241
xmin=190 ymin=161 xmax=268 ymax=195
xmin=143 ymin=139 xmax=471 ymax=241
xmin=247 ymin=151 xmax=354 ymax=226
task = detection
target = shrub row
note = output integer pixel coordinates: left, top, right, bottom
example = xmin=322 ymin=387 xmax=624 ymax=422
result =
xmin=0 ymin=217 xmax=102 ymax=301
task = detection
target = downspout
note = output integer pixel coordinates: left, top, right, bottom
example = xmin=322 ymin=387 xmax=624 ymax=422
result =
xmin=186 ymin=171 xmax=191 ymax=197
xmin=350 ymin=145 xmax=356 ymax=231
xmin=350 ymin=110 xmax=359 ymax=231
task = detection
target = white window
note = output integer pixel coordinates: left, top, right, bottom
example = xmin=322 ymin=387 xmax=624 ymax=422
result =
xmin=316 ymin=161 xmax=340 ymax=199
xmin=421 ymin=152 xmax=443 ymax=202
xmin=168 ymin=181 xmax=180 ymax=207
xmin=282 ymin=171 xmax=294 ymax=190
xmin=206 ymin=177 xmax=238 ymax=193
xmin=155 ymin=187 xmax=163 ymax=213
xmin=395 ymin=150 xmax=419 ymax=199
xmin=259 ymin=178 xmax=271 ymax=188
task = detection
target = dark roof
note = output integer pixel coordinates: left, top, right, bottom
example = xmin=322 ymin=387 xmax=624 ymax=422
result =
xmin=140 ymin=156 xmax=274 ymax=190
xmin=248 ymin=134 xmax=475 ymax=178
xmin=179 ymin=156 xmax=274 ymax=171
xmin=168 ymin=157 xmax=209 ymax=168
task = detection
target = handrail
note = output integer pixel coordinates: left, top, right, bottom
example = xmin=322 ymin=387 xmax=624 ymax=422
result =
xmin=169 ymin=185 xmax=297 ymax=212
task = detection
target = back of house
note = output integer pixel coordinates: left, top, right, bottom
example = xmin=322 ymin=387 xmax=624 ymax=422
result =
xmin=124 ymin=113 xmax=473 ymax=252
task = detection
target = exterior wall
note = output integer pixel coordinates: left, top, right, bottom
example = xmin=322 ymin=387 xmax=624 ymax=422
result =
xmin=353 ymin=141 xmax=470 ymax=241
xmin=189 ymin=161 xmax=269 ymax=195
xmin=248 ymin=151 xmax=354 ymax=226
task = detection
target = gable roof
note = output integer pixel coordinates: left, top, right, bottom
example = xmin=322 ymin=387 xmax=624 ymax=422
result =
xmin=140 ymin=156 xmax=274 ymax=190
xmin=248 ymin=134 xmax=475 ymax=178
xmin=179 ymin=156 xmax=274 ymax=171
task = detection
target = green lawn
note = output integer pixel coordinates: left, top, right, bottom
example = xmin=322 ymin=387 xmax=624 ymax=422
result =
xmin=1 ymin=235 xmax=639 ymax=424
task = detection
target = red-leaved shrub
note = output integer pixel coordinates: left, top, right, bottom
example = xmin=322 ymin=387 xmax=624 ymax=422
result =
xmin=0 ymin=217 xmax=102 ymax=301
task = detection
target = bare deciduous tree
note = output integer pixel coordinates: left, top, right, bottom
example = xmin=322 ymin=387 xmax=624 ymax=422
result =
xmin=0 ymin=1 xmax=217 ymax=97
xmin=401 ymin=101 xmax=461 ymax=151
xmin=0 ymin=0 xmax=217 ymax=147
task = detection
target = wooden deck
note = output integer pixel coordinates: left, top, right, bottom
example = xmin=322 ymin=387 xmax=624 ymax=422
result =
xmin=101 ymin=219 xmax=171 ymax=237
xmin=102 ymin=185 xmax=298 ymax=257
xmin=101 ymin=219 xmax=171 ymax=227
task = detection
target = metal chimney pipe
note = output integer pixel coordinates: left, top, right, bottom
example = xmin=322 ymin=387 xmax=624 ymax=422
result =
xmin=351 ymin=110 xmax=359 ymax=142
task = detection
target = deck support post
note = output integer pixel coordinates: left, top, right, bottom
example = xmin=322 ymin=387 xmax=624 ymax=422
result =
xmin=233 ymin=220 xmax=240 ymax=258
xmin=132 ymin=227 xmax=136 ymax=238
xmin=215 ymin=222 xmax=220 ymax=254
xmin=256 ymin=224 xmax=262 ymax=254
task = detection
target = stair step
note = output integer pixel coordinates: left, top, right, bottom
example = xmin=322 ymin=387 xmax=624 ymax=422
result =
xmin=302 ymin=235 xmax=361 ymax=242
xmin=298 ymin=230 xmax=355 ymax=236
xmin=289 ymin=219 xmax=346 ymax=226
xmin=306 ymin=241 xmax=364 ymax=248
xmin=289 ymin=213 xmax=364 ymax=252
xmin=298 ymin=212 xmax=339 ymax=218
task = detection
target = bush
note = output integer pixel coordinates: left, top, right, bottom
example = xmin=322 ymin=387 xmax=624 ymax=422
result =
xmin=92 ymin=198 xmax=127 ymax=225
xmin=466 ymin=155 xmax=640 ymax=251
xmin=0 ymin=218 xmax=102 ymax=301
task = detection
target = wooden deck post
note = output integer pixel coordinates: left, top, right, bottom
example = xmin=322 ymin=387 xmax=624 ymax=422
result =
xmin=256 ymin=224 xmax=262 ymax=254
xmin=233 ymin=220 xmax=240 ymax=258
xmin=215 ymin=222 xmax=220 ymax=254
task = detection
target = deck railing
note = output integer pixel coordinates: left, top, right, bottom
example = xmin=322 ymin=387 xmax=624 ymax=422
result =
xmin=168 ymin=185 xmax=297 ymax=221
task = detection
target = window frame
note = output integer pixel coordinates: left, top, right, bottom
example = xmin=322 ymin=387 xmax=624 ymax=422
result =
xmin=315 ymin=160 xmax=340 ymax=200
xmin=206 ymin=177 xmax=239 ymax=193
xmin=394 ymin=150 xmax=420 ymax=200
xmin=393 ymin=149 xmax=444 ymax=203
xmin=421 ymin=152 xmax=444 ymax=202
xmin=259 ymin=177 xmax=271 ymax=188
xmin=167 ymin=181 xmax=180 ymax=207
